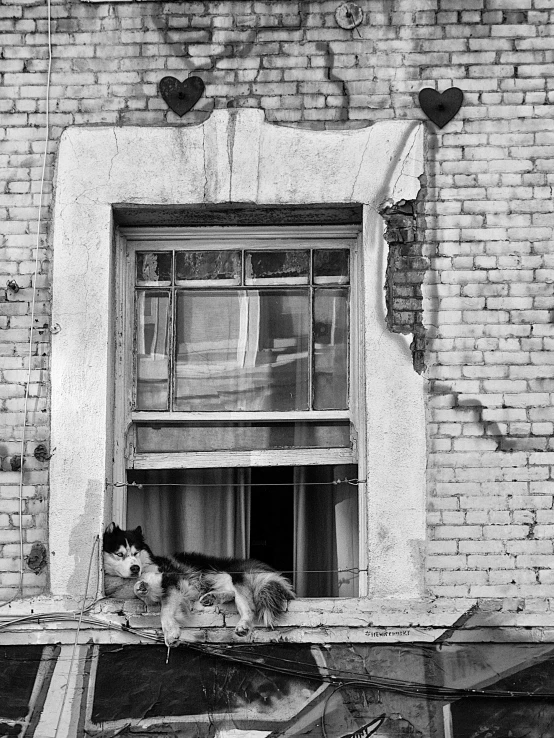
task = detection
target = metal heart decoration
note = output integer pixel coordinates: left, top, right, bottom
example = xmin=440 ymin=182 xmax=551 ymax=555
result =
xmin=418 ymin=87 xmax=463 ymax=128
xmin=159 ymin=76 xmax=205 ymax=117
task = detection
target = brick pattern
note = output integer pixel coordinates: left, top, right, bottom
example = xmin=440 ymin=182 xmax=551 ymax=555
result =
xmin=1 ymin=0 xmax=554 ymax=605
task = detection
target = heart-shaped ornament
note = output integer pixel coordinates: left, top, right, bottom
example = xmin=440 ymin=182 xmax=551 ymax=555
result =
xmin=418 ymin=87 xmax=463 ymax=128
xmin=159 ymin=76 xmax=205 ymax=117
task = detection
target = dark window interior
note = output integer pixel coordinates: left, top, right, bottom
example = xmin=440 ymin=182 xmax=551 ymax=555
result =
xmin=249 ymin=467 xmax=294 ymax=579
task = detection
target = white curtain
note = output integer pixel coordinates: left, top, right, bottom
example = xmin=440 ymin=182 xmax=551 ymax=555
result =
xmin=127 ymin=468 xmax=251 ymax=558
xmin=293 ymin=465 xmax=359 ymax=597
xmin=127 ymin=465 xmax=358 ymax=597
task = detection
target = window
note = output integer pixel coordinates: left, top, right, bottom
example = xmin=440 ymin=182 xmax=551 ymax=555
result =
xmin=114 ymin=226 xmax=364 ymax=597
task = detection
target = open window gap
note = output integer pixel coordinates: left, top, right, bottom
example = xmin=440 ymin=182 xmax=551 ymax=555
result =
xmin=126 ymin=464 xmax=358 ymax=598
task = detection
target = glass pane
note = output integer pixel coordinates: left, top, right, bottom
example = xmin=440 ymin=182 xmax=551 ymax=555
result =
xmin=175 ymin=251 xmax=241 ymax=286
xmin=135 ymin=421 xmax=351 ymax=452
xmin=136 ymin=252 xmax=172 ymax=285
xmin=174 ymin=289 xmax=309 ymax=411
xmin=245 ymin=251 xmax=309 ymax=285
xmin=313 ymin=288 xmax=348 ymax=410
xmin=313 ymin=249 xmax=349 ymax=284
xmin=136 ymin=291 xmax=170 ymax=410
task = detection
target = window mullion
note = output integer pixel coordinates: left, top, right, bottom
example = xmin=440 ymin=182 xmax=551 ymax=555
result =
xmin=308 ymin=245 xmax=313 ymax=412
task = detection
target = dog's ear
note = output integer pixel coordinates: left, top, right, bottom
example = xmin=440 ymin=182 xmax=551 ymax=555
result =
xmin=104 ymin=522 xmax=121 ymax=535
xmin=134 ymin=525 xmax=143 ymax=538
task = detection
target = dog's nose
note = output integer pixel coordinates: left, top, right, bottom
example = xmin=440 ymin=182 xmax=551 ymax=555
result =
xmin=130 ymin=565 xmax=140 ymax=576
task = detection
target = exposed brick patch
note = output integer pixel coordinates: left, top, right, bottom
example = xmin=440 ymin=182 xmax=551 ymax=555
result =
xmin=380 ymin=198 xmax=428 ymax=374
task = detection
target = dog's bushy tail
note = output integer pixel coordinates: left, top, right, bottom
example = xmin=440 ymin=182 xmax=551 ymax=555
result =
xmin=246 ymin=571 xmax=295 ymax=628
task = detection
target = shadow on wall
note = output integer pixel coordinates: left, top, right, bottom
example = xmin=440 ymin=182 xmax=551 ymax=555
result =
xmin=433 ymin=385 xmax=505 ymax=452
xmin=455 ymin=394 xmax=505 ymax=451
xmin=315 ymin=41 xmax=349 ymax=122
xmin=147 ymin=1 xmax=357 ymax=125
xmin=434 ymin=383 xmax=551 ymax=453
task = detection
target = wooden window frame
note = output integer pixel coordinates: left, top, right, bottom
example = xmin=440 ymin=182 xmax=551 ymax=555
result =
xmin=112 ymin=224 xmax=367 ymax=595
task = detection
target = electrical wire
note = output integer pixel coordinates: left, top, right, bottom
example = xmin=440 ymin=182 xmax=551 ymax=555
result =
xmin=53 ymin=535 xmax=99 ymax=738
xmin=321 ymin=683 xmax=350 ymax=738
xmin=2 ymin=611 xmax=554 ymax=702
xmin=1 ymin=0 xmax=53 ymax=610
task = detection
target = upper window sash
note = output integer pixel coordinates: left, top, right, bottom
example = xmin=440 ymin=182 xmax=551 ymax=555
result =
xmin=126 ymin=226 xmax=359 ymax=418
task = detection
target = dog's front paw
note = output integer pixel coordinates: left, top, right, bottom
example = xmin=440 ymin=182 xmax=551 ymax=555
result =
xmin=234 ymin=622 xmax=253 ymax=638
xmin=134 ymin=579 xmax=149 ymax=599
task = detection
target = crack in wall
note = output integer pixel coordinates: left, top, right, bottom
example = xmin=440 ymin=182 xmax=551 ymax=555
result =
xmin=226 ymin=110 xmax=237 ymax=200
xmin=351 ymin=134 xmax=372 ymax=200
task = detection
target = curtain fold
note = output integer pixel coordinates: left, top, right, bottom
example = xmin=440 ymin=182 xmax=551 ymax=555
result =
xmin=127 ymin=468 xmax=251 ymax=558
xmin=293 ymin=465 xmax=358 ymax=598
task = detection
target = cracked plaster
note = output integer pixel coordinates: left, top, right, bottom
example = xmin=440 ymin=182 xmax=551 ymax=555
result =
xmin=49 ymin=109 xmax=426 ymax=606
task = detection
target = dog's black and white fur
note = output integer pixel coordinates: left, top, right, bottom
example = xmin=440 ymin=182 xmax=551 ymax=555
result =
xmin=103 ymin=523 xmax=295 ymax=646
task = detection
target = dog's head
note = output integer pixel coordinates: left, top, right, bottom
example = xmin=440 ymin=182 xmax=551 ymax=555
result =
xmin=103 ymin=522 xmax=152 ymax=578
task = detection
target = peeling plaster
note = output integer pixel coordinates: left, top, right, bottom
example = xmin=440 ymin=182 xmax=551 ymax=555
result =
xmin=66 ymin=482 xmax=102 ymax=599
xmin=380 ymin=198 xmax=428 ymax=374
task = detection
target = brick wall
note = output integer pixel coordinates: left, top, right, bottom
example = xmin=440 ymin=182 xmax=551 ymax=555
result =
xmin=1 ymin=0 xmax=553 ymax=607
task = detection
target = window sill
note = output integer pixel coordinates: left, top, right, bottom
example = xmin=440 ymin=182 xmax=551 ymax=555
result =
xmin=91 ymin=596 xmax=466 ymax=643
xmin=2 ymin=596 xmax=551 ymax=644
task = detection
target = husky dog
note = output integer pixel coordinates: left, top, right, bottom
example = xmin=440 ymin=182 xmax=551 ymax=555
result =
xmin=103 ymin=523 xmax=295 ymax=646
xmin=103 ymin=523 xmax=153 ymax=578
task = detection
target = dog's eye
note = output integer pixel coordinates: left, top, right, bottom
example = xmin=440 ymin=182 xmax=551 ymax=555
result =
xmin=116 ymin=552 xmax=124 ymax=558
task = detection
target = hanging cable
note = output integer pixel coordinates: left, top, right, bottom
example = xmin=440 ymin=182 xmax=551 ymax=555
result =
xmin=53 ymin=535 xmax=99 ymax=738
xmin=2 ymin=611 xmax=554 ymax=702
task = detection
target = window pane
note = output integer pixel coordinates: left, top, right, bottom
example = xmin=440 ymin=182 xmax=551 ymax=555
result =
xmin=245 ymin=251 xmax=309 ymax=285
xmin=136 ymin=291 xmax=170 ymax=410
xmin=313 ymin=288 xmax=348 ymax=410
xmin=313 ymin=249 xmax=349 ymax=284
xmin=136 ymin=252 xmax=172 ymax=285
xmin=175 ymin=251 xmax=241 ymax=286
xmin=174 ymin=289 xmax=309 ymax=411
xmin=135 ymin=421 xmax=351 ymax=452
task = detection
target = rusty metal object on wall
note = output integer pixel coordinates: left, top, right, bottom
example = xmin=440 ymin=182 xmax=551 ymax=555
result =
xmin=26 ymin=542 xmax=47 ymax=574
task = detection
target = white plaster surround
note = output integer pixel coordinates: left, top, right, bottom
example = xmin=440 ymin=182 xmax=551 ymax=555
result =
xmin=49 ymin=109 xmax=426 ymax=606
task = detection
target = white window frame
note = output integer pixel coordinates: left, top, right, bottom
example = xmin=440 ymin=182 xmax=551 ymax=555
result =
xmin=49 ymin=110 xmax=426 ymax=608
xmin=113 ymin=224 xmax=367 ymax=595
